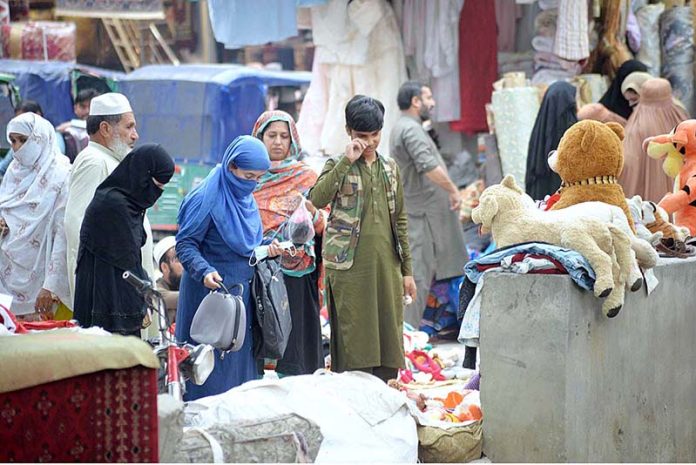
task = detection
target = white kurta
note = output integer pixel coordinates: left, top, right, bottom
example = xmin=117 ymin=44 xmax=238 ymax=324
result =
xmin=64 ymin=141 xmax=155 ymax=308
xmin=297 ymin=0 xmax=408 ymax=157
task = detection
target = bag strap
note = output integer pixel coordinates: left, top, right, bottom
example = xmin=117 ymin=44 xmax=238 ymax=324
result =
xmin=215 ymin=281 xmax=244 ymax=350
xmin=217 ymin=281 xmax=243 ymax=296
xmin=186 ymin=427 xmax=224 ymax=463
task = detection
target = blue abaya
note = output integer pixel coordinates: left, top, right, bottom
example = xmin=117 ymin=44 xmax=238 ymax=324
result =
xmin=175 ymin=212 xmax=258 ymax=401
xmin=174 ymin=136 xmax=270 ymax=401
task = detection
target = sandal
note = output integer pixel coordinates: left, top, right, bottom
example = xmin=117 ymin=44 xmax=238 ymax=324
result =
xmin=406 ymin=350 xmax=446 ymax=381
xmin=656 ymin=238 xmax=696 ymax=258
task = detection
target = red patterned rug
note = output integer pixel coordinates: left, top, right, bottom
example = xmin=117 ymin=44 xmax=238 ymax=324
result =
xmin=0 ymin=366 xmax=158 ymax=462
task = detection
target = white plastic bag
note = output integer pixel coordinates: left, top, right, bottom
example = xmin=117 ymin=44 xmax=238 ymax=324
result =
xmin=286 ymin=200 xmax=315 ymax=245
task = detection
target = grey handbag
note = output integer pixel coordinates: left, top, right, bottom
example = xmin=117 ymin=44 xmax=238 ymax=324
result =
xmin=190 ymin=282 xmax=246 ymax=352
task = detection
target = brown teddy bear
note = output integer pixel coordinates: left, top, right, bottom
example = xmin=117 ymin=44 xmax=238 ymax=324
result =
xmin=548 ymin=120 xmax=636 ymax=232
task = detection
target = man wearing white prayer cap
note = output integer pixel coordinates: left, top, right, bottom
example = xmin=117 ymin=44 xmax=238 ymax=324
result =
xmin=64 ymin=92 xmax=156 ymax=313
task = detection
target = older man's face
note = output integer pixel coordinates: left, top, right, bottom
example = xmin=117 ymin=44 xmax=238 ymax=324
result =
xmin=115 ymin=112 xmax=139 ymax=149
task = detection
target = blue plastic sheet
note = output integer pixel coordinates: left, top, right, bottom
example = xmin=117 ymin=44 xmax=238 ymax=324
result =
xmin=0 ymin=59 xmax=124 ymax=126
xmin=119 ymin=64 xmax=311 ymax=164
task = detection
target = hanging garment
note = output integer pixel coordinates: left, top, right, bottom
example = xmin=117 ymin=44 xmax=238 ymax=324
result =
xmin=400 ymin=0 xmax=464 ymax=122
xmin=297 ymin=0 xmax=407 ymax=157
xmin=450 ymin=0 xmax=497 ymax=134
xmin=491 ymin=86 xmax=541 ymax=192
xmin=496 ymin=0 xmax=522 ymax=53
xmin=207 ymin=0 xmax=297 ymax=49
xmin=625 ymin=7 xmax=642 ymax=54
xmin=554 ymin=0 xmax=590 ymax=61
xmin=525 ymin=81 xmax=578 ymax=201
xmin=427 ymin=0 xmax=465 ymax=122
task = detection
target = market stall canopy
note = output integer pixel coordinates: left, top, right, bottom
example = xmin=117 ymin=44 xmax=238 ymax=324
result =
xmin=0 ymin=59 xmax=124 ymax=126
xmin=119 ymin=64 xmax=311 ymax=164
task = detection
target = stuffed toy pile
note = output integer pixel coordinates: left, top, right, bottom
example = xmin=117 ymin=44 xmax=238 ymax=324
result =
xmin=472 ymin=176 xmax=643 ymax=318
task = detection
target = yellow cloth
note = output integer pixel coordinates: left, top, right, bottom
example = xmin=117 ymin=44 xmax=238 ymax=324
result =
xmin=53 ymin=302 xmax=73 ymax=321
xmin=0 ymin=330 xmax=159 ymax=393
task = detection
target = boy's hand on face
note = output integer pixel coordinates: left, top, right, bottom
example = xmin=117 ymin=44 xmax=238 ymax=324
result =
xmin=345 ymin=138 xmax=368 ymax=164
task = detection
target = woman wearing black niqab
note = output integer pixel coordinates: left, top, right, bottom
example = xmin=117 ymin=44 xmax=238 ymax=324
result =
xmin=577 ymin=60 xmax=649 ymax=125
xmin=525 ymin=81 xmax=578 ymax=200
xmin=598 ymin=59 xmax=649 ymax=120
xmin=74 ymin=144 xmax=175 ymax=335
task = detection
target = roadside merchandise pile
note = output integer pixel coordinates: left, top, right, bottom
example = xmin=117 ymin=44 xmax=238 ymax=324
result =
xmin=392 ymin=326 xmax=484 ymax=463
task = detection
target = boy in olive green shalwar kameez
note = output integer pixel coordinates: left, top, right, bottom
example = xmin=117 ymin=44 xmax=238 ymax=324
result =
xmin=309 ymin=96 xmax=416 ymax=383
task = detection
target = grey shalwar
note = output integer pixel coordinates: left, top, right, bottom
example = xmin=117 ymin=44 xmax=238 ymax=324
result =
xmin=390 ymin=114 xmax=468 ymax=326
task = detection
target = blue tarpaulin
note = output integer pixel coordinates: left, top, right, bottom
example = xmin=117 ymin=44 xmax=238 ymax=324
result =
xmin=119 ymin=64 xmax=311 ymax=164
xmin=0 ymin=59 xmax=124 ymax=126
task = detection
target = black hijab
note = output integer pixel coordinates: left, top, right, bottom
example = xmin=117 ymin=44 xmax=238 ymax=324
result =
xmin=599 ymin=60 xmax=648 ymax=119
xmin=79 ymin=144 xmax=175 ymax=271
xmin=525 ymin=81 xmax=578 ymax=200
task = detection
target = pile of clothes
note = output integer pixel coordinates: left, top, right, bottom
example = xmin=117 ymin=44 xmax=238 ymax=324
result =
xmin=531 ymin=0 xmax=585 ymax=85
xmin=418 ymin=277 xmax=463 ymax=341
xmin=458 ymin=242 xmax=596 ymax=347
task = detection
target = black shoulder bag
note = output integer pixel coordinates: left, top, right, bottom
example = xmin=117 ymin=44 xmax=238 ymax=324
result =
xmin=250 ymin=257 xmax=292 ymax=360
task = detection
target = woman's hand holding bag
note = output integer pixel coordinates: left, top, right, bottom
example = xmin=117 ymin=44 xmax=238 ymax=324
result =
xmin=191 ymin=279 xmax=246 ymax=353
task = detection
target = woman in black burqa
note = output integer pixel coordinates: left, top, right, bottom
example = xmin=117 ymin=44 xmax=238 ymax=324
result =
xmin=74 ymin=144 xmax=175 ymax=335
xmin=525 ymin=81 xmax=578 ymax=200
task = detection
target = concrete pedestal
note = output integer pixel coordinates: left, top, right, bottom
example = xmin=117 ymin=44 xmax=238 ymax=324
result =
xmin=479 ymin=258 xmax=696 ymax=462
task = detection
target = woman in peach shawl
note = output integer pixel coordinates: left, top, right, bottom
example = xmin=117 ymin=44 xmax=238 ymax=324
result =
xmin=252 ymin=110 xmax=326 ymax=377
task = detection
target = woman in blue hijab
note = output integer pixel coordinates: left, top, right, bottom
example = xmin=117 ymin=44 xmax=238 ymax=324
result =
xmin=175 ymin=136 xmax=276 ymax=400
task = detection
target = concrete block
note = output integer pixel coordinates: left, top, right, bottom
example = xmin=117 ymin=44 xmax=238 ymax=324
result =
xmin=479 ymin=259 xmax=696 ymax=462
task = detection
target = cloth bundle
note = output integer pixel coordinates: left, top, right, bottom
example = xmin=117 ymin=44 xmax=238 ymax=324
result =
xmin=572 ymin=73 xmax=609 ymax=106
xmin=636 ymin=3 xmax=665 ymax=76
xmin=490 ymin=86 xmax=541 ymax=192
xmin=498 ymin=51 xmax=535 ymax=78
xmin=0 ymin=21 xmax=76 ymax=61
xmin=660 ymin=6 xmax=695 ymax=116
xmin=530 ymin=0 xmax=586 ymax=85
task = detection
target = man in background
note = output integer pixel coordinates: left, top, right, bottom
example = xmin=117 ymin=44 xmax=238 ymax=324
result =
xmin=57 ymin=88 xmax=101 ymax=162
xmin=153 ymin=236 xmax=182 ymax=325
xmin=390 ymin=81 xmax=468 ymax=327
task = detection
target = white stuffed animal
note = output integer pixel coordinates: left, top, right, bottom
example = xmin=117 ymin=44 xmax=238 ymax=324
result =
xmin=627 ymin=196 xmax=664 ymax=246
xmin=472 ymin=175 xmax=643 ymax=318
xmin=519 ymin=187 xmax=658 ymax=270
